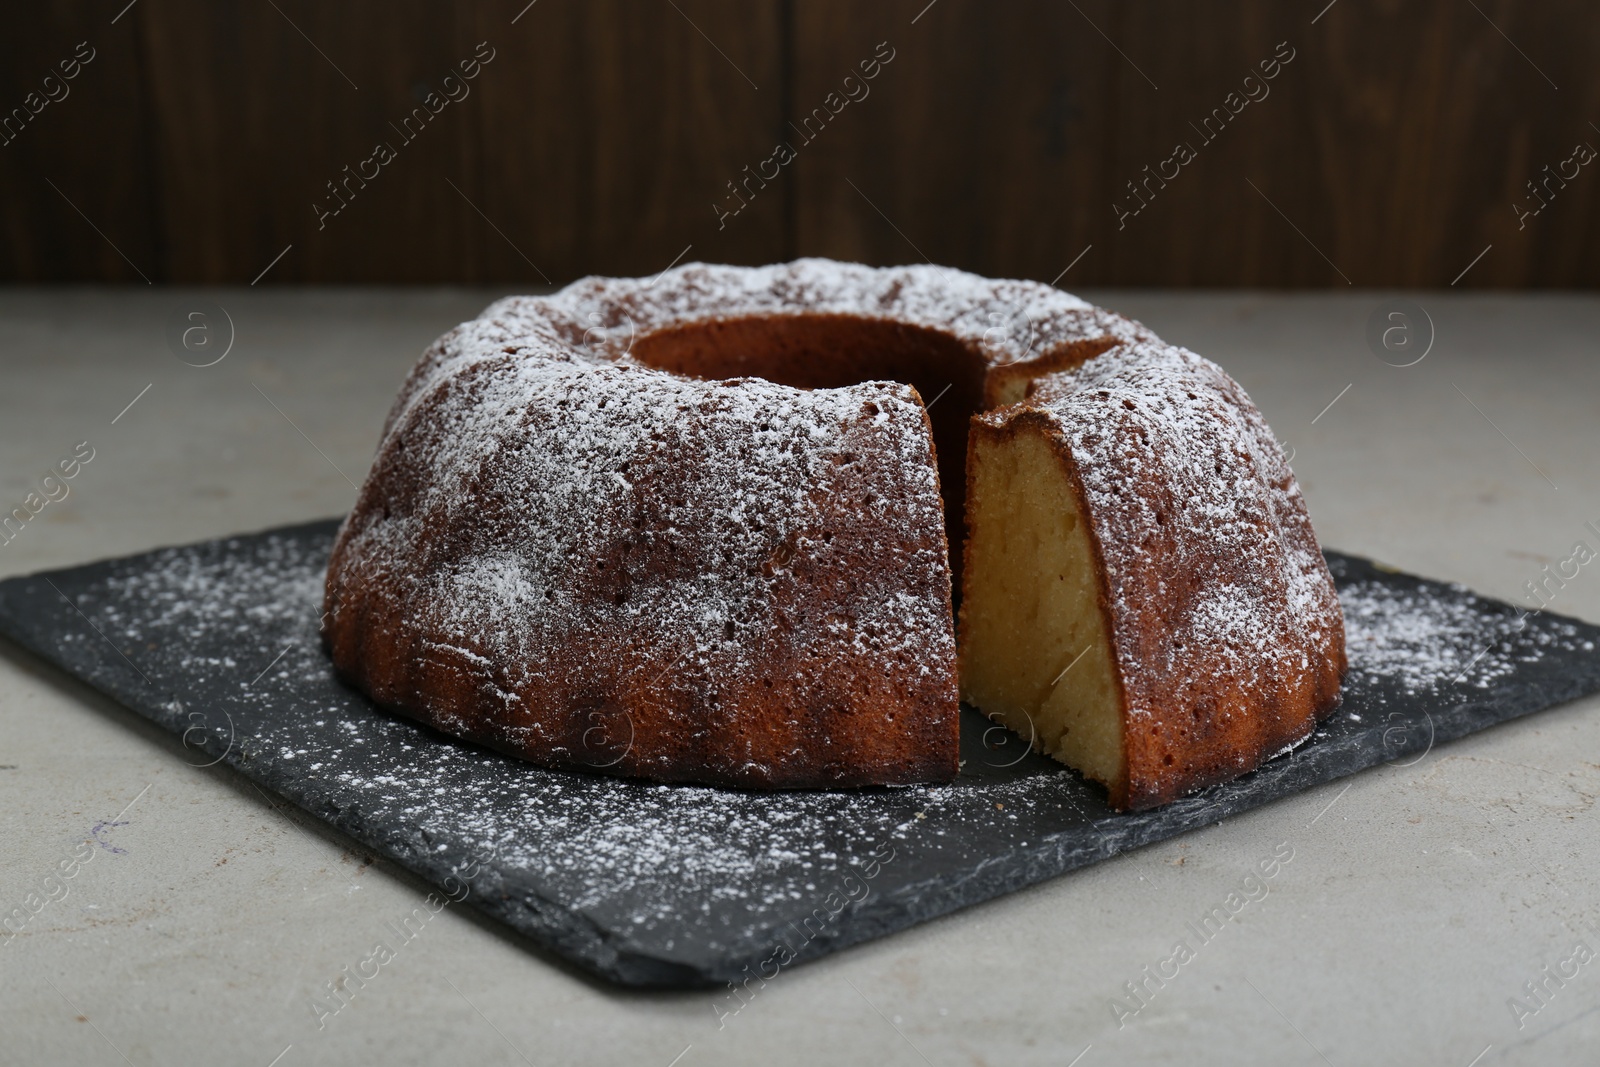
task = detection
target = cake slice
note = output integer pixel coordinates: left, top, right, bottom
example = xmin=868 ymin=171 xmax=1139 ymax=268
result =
xmin=958 ymin=342 xmax=1345 ymax=810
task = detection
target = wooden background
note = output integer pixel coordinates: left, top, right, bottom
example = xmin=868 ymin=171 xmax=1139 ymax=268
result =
xmin=2 ymin=0 xmax=1597 ymax=287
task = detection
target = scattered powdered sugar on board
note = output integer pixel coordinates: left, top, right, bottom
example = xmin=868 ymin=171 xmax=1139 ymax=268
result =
xmin=56 ymin=529 xmax=1078 ymax=932
xmin=91 ymin=535 xmax=325 ymax=676
xmin=333 ymin=751 xmax=1081 ymax=923
xmin=1339 ymin=577 xmax=1593 ymax=696
xmin=25 ymin=527 xmax=1600 ymax=965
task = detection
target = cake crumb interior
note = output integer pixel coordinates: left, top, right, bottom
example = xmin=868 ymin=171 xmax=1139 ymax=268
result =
xmin=959 ymin=427 xmax=1125 ymax=791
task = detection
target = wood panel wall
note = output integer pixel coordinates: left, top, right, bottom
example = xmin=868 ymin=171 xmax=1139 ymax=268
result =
xmin=2 ymin=0 xmax=1596 ymax=287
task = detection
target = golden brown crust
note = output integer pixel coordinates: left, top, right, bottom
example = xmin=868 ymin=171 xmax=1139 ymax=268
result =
xmin=325 ymin=351 xmax=960 ymax=789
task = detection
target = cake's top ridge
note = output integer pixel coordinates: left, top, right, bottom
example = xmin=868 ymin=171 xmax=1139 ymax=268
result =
xmin=383 ymin=258 xmax=1149 ymax=439
xmin=544 ymin=258 xmax=1148 ymax=364
xmin=538 ymin=258 xmax=1097 ymax=346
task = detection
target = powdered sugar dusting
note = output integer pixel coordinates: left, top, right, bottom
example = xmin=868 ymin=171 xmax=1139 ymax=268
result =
xmin=1019 ymin=342 xmax=1345 ymax=726
xmin=329 ymin=260 xmax=1164 ymax=790
xmin=361 ymin=352 xmax=951 ymax=680
xmin=50 ymin=532 xmax=1078 ymax=930
xmin=29 ymin=525 xmax=1599 ymax=965
xmin=386 ymin=259 xmax=1150 ymax=437
xmin=329 ymin=318 xmax=959 ymax=786
xmin=541 ymin=258 xmax=1143 ymax=367
xmin=1340 ymin=577 xmax=1594 ymax=696
xmin=91 ymin=534 xmax=324 ymax=677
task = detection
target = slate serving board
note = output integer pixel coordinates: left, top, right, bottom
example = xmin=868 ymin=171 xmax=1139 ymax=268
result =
xmin=2 ymin=519 xmax=1598 ymax=989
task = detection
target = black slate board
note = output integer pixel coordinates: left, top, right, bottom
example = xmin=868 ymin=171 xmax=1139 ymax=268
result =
xmin=2 ymin=519 xmax=1598 ymax=989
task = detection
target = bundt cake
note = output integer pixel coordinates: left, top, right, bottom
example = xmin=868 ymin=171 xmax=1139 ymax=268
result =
xmin=323 ymin=258 xmax=1344 ymax=806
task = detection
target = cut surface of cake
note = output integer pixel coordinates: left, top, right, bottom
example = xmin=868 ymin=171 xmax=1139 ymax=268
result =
xmin=959 ymin=341 xmax=1346 ymax=809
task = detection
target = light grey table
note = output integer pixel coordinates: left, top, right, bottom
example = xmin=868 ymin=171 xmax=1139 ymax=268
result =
xmin=1 ymin=289 xmax=1596 ymax=1066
